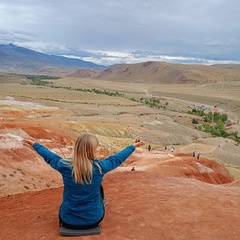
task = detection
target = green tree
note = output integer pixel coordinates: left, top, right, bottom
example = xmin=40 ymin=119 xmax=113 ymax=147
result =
xmin=192 ymin=118 xmax=199 ymax=125
xmin=203 ymin=116 xmax=210 ymax=122
xmin=220 ymin=114 xmax=228 ymax=122
xmin=207 ymin=112 xmax=213 ymax=122
xmin=213 ymin=111 xmax=221 ymax=122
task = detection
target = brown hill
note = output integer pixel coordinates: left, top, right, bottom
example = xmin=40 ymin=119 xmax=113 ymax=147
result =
xmin=213 ymin=64 xmax=240 ymax=70
xmin=65 ymin=69 xmax=100 ymax=78
xmin=0 ymin=73 xmax=31 ymax=84
xmin=94 ymin=61 xmax=240 ymax=84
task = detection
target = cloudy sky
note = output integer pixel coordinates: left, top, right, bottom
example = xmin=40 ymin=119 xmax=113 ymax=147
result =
xmin=0 ymin=0 xmax=239 ymax=66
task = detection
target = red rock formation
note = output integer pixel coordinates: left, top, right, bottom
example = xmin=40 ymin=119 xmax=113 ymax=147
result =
xmin=1 ymin=103 xmax=239 ymax=240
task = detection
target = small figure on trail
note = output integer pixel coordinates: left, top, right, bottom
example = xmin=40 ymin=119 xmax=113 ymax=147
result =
xmin=193 ymin=151 xmax=196 ymax=157
xmin=148 ymin=144 xmax=151 ymax=151
xmin=131 ymin=167 xmax=135 ymax=171
xmin=171 ymin=146 xmax=175 ymax=152
xmin=22 ymin=133 xmax=146 ymax=231
xmin=197 ymin=153 xmax=200 ymax=159
xmin=164 ymin=146 xmax=167 ymax=150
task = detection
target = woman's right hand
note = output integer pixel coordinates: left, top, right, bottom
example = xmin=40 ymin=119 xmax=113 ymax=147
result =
xmin=134 ymin=141 xmax=146 ymax=148
xmin=22 ymin=138 xmax=35 ymax=147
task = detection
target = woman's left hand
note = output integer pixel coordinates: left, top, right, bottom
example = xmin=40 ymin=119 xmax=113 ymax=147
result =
xmin=134 ymin=141 xmax=146 ymax=148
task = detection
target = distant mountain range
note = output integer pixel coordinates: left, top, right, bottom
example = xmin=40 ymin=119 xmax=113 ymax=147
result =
xmin=0 ymin=43 xmax=105 ymax=74
xmin=1 ymin=44 xmax=240 ymax=84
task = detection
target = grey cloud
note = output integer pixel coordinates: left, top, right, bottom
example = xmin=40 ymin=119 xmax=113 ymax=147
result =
xmin=0 ymin=30 xmax=36 ymax=43
xmin=0 ymin=0 xmax=239 ymax=63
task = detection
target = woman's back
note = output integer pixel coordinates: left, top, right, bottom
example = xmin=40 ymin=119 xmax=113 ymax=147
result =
xmin=59 ymin=161 xmax=104 ymax=226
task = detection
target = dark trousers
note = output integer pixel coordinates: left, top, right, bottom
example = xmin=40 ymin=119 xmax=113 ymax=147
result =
xmin=59 ymin=185 xmax=105 ymax=230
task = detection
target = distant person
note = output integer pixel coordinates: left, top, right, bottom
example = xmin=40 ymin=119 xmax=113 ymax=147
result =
xmin=197 ymin=153 xmax=200 ymax=159
xmin=148 ymin=144 xmax=151 ymax=151
xmin=22 ymin=133 xmax=146 ymax=230
xmin=193 ymin=151 xmax=196 ymax=157
xmin=171 ymin=146 xmax=175 ymax=152
xmin=131 ymin=167 xmax=135 ymax=171
xmin=164 ymin=146 xmax=167 ymax=150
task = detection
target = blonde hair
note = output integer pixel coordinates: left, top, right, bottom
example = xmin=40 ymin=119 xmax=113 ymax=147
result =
xmin=71 ymin=133 xmax=102 ymax=184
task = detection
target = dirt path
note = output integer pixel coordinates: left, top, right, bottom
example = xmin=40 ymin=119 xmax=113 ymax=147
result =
xmin=178 ymin=143 xmax=216 ymax=154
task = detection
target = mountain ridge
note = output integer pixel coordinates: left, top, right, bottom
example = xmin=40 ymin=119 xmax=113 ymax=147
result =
xmin=1 ymin=44 xmax=240 ymax=84
xmin=0 ymin=43 xmax=105 ymax=74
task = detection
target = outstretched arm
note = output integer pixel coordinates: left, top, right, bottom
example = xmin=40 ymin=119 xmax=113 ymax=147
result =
xmin=22 ymin=138 xmax=62 ymax=170
xmin=99 ymin=141 xmax=146 ymax=173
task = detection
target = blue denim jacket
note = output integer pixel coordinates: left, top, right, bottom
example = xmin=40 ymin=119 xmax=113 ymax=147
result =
xmin=33 ymin=142 xmax=135 ymax=226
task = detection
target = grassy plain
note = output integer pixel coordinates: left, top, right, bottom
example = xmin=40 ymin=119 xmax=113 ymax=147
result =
xmin=0 ymin=74 xmax=240 ymax=178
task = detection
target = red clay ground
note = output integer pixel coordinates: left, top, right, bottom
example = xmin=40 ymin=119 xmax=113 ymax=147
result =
xmin=1 ymin=103 xmax=240 ymax=240
xmin=1 ymin=148 xmax=240 ymax=240
xmin=1 ymin=170 xmax=240 ymax=240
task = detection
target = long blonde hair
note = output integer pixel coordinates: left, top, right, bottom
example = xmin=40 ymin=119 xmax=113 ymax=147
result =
xmin=71 ymin=133 xmax=101 ymax=184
